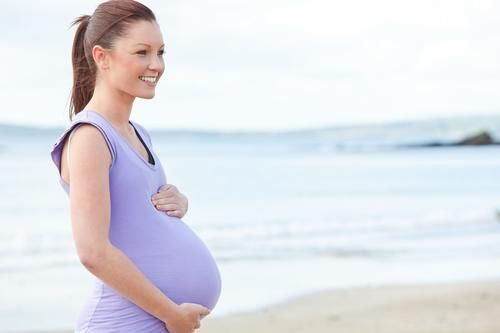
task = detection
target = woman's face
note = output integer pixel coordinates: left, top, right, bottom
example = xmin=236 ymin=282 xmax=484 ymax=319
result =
xmin=103 ymin=20 xmax=165 ymax=99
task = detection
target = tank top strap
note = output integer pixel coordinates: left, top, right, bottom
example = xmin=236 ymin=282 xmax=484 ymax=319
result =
xmin=129 ymin=120 xmax=153 ymax=149
xmin=66 ymin=123 xmax=84 ymax=169
xmin=50 ymin=110 xmax=119 ymax=180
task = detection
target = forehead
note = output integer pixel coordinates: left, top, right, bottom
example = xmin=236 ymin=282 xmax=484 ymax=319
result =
xmin=119 ymin=20 xmax=164 ymax=47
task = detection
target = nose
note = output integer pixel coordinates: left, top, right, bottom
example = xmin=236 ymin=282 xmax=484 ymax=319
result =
xmin=148 ymin=53 xmax=164 ymax=73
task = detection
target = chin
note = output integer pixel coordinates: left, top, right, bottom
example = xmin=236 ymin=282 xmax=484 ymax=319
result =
xmin=137 ymin=92 xmax=156 ymax=99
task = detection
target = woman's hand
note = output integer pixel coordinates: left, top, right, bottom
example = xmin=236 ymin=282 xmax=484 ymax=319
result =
xmin=151 ymin=184 xmax=189 ymax=218
xmin=163 ymin=302 xmax=210 ymax=333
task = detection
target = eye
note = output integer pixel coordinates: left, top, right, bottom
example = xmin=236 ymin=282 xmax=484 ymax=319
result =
xmin=158 ymin=49 xmax=165 ymax=56
xmin=137 ymin=50 xmax=147 ymax=55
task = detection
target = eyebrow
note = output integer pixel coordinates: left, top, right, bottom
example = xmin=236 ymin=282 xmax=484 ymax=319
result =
xmin=135 ymin=43 xmax=165 ymax=47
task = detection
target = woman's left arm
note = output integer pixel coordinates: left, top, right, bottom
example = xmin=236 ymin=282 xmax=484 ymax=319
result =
xmin=151 ymin=184 xmax=189 ymax=218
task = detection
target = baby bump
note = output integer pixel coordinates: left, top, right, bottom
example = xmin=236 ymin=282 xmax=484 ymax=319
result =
xmin=124 ymin=218 xmax=222 ymax=311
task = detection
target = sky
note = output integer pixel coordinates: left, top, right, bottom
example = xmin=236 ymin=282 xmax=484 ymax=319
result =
xmin=1 ymin=0 xmax=499 ymax=131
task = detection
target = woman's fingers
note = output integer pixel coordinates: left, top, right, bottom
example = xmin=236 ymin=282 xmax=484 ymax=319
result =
xmin=151 ymin=193 xmax=179 ymax=207
xmin=151 ymin=184 xmax=187 ymax=218
xmin=151 ymin=197 xmax=183 ymax=215
xmin=154 ymin=202 xmax=177 ymax=210
xmin=152 ymin=192 xmax=176 ymax=202
xmin=152 ymin=201 xmax=182 ymax=217
xmin=157 ymin=183 xmax=178 ymax=194
xmin=151 ymin=185 xmax=177 ymax=202
xmin=197 ymin=305 xmax=210 ymax=317
xmin=166 ymin=210 xmax=182 ymax=217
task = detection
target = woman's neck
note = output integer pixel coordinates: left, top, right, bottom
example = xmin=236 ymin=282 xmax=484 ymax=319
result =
xmin=85 ymin=83 xmax=135 ymax=134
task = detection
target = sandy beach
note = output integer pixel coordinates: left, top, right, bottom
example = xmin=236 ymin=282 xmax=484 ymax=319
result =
xmin=21 ymin=279 xmax=500 ymax=333
xmin=197 ymin=279 xmax=500 ymax=333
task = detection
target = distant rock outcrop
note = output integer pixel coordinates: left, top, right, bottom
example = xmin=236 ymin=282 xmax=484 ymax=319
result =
xmin=458 ymin=131 xmax=494 ymax=145
xmin=403 ymin=131 xmax=500 ymax=148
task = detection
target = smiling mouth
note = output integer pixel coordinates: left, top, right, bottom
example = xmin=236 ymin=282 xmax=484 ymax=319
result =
xmin=139 ymin=75 xmax=158 ymax=83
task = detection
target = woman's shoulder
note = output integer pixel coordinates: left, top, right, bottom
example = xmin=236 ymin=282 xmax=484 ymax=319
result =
xmin=65 ymin=123 xmax=114 ymax=167
xmin=50 ymin=113 xmax=118 ymax=173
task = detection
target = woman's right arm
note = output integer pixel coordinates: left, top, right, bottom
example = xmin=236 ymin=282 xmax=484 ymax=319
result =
xmin=66 ymin=124 xmax=208 ymax=330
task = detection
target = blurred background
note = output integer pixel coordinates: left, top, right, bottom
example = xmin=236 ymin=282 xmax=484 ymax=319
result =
xmin=1 ymin=0 xmax=500 ymax=331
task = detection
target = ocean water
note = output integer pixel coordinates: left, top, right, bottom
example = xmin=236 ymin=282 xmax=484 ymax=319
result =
xmin=1 ymin=115 xmax=500 ymax=331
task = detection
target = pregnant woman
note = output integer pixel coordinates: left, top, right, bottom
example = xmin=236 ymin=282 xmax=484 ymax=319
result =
xmin=49 ymin=1 xmax=221 ymax=332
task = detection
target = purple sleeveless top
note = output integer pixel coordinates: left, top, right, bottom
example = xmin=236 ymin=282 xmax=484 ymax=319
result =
xmin=50 ymin=110 xmax=222 ymax=332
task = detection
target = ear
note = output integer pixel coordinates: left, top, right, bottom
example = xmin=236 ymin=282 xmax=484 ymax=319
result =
xmin=92 ymin=45 xmax=110 ymax=70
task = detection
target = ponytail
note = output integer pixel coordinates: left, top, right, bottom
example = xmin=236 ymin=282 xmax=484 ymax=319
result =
xmin=69 ymin=15 xmax=95 ymax=121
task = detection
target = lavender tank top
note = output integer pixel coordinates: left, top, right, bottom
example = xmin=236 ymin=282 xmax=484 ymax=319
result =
xmin=50 ymin=110 xmax=222 ymax=332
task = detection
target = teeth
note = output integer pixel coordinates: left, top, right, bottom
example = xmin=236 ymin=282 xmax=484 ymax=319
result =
xmin=139 ymin=76 xmax=157 ymax=83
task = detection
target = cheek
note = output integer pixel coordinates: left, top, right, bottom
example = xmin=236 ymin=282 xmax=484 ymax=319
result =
xmin=159 ymin=58 xmax=166 ymax=76
xmin=119 ymin=58 xmax=145 ymax=79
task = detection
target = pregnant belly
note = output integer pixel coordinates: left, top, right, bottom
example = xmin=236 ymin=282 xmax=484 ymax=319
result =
xmin=118 ymin=216 xmax=222 ymax=311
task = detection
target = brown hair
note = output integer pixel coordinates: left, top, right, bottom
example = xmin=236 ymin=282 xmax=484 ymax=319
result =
xmin=68 ymin=0 xmax=156 ymax=120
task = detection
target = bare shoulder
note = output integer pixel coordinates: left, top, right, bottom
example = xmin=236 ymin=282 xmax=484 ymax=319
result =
xmin=68 ymin=123 xmax=113 ymax=169
xmin=60 ymin=123 xmax=113 ymax=188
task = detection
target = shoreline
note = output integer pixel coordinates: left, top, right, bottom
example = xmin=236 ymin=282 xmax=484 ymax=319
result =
xmin=13 ymin=278 xmax=500 ymax=333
